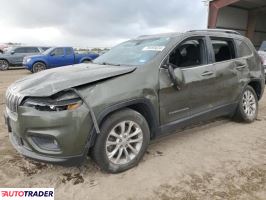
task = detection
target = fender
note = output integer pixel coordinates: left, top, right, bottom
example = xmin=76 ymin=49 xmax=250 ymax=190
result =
xmin=86 ymin=98 xmax=159 ymax=149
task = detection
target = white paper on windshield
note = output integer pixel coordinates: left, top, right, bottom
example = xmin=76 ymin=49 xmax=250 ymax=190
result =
xmin=142 ymin=46 xmax=165 ymax=51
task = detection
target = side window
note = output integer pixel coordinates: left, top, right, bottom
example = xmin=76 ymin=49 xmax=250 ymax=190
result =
xmin=26 ymin=47 xmax=40 ymax=53
xmin=14 ymin=48 xmax=27 ymax=53
xmin=235 ymin=40 xmax=252 ymax=57
xmin=65 ymin=48 xmax=73 ymax=55
xmin=51 ymin=48 xmax=64 ymax=56
xmin=211 ymin=38 xmax=236 ymax=62
xmin=169 ymin=38 xmax=206 ymax=68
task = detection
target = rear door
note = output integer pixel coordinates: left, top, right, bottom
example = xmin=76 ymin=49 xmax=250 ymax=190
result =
xmin=26 ymin=47 xmax=41 ymax=56
xmin=159 ymin=36 xmax=218 ymax=124
xmin=64 ymin=48 xmax=75 ymax=65
xmin=208 ymin=37 xmax=240 ymax=106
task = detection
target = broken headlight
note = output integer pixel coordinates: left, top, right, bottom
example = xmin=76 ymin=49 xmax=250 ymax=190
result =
xmin=22 ymin=91 xmax=82 ymax=111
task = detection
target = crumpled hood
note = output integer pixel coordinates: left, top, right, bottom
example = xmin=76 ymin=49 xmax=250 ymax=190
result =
xmin=9 ymin=63 xmax=136 ymax=97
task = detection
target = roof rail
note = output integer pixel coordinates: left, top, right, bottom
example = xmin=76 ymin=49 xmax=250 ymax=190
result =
xmin=188 ymin=29 xmax=241 ymax=35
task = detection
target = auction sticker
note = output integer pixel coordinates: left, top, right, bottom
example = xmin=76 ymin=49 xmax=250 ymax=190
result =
xmin=0 ymin=188 xmax=54 ymax=200
xmin=142 ymin=46 xmax=165 ymax=51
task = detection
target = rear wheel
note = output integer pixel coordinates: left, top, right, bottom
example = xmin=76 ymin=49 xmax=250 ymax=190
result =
xmin=0 ymin=59 xmax=9 ymax=70
xmin=92 ymin=109 xmax=150 ymax=173
xmin=32 ymin=62 xmax=46 ymax=73
xmin=82 ymin=60 xmax=91 ymax=63
xmin=234 ymin=85 xmax=258 ymax=123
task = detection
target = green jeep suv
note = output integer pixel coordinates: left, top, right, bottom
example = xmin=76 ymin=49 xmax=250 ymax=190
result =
xmin=4 ymin=29 xmax=265 ymax=173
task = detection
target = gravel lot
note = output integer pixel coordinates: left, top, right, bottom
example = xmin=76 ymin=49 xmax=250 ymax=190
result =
xmin=0 ymin=69 xmax=266 ymax=200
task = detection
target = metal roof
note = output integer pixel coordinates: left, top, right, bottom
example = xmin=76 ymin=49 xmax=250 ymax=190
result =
xmin=231 ymin=0 xmax=266 ymax=10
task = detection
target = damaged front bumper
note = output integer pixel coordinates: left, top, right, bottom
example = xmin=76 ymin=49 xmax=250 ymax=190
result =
xmin=4 ymin=103 xmax=93 ymax=165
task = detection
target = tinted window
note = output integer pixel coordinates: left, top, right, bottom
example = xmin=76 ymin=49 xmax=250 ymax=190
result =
xmin=14 ymin=48 xmax=27 ymax=53
xmin=51 ymin=48 xmax=64 ymax=56
xmin=26 ymin=47 xmax=40 ymax=53
xmin=169 ymin=38 xmax=206 ymax=67
xmin=235 ymin=40 xmax=252 ymax=57
xmin=211 ymin=38 xmax=236 ymax=62
xmin=65 ymin=48 xmax=73 ymax=55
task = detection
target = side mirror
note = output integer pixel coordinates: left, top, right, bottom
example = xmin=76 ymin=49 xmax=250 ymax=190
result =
xmin=50 ymin=52 xmax=55 ymax=56
xmin=168 ymin=64 xmax=184 ymax=90
xmin=10 ymin=50 xmax=15 ymax=54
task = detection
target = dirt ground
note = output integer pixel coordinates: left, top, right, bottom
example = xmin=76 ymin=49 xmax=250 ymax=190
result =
xmin=0 ymin=69 xmax=266 ymax=200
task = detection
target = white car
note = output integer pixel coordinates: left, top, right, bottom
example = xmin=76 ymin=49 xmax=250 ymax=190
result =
xmin=258 ymin=41 xmax=266 ymax=77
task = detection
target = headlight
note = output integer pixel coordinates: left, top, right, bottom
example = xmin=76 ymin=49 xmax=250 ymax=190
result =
xmin=22 ymin=91 xmax=82 ymax=111
xmin=26 ymin=58 xmax=31 ymax=63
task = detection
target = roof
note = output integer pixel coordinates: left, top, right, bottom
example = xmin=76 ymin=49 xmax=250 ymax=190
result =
xmin=136 ymin=29 xmax=244 ymax=39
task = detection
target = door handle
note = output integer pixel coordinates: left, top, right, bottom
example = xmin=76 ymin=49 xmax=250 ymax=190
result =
xmin=236 ymin=65 xmax=247 ymax=70
xmin=201 ymin=71 xmax=214 ymax=76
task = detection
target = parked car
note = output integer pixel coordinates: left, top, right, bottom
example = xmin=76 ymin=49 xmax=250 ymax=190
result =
xmin=0 ymin=44 xmax=8 ymax=54
xmin=4 ymin=29 xmax=265 ymax=173
xmin=23 ymin=47 xmax=99 ymax=73
xmin=258 ymin=41 xmax=266 ymax=77
xmin=0 ymin=46 xmax=49 ymax=70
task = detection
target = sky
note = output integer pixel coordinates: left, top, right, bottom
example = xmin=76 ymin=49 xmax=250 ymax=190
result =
xmin=0 ymin=0 xmax=208 ymax=48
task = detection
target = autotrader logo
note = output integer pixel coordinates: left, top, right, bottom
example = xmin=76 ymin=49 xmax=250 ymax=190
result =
xmin=0 ymin=188 xmax=54 ymax=200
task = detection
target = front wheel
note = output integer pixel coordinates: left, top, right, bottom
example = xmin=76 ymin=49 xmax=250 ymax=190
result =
xmin=234 ymin=85 xmax=258 ymax=123
xmin=32 ymin=62 xmax=46 ymax=73
xmin=0 ymin=59 xmax=9 ymax=70
xmin=92 ymin=109 xmax=150 ymax=173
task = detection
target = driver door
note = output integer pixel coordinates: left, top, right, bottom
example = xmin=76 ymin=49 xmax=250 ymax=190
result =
xmin=159 ymin=37 xmax=217 ymax=126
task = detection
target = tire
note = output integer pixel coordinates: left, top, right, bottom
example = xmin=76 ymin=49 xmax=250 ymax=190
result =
xmin=82 ymin=60 xmax=91 ymax=63
xmin=32 ymin=62 xmax=46 ymax=73
xmin=0 ymin=59 xmax=9 ymax=70
xmin=234 ymin=85 xmax=258 ymax=123
xmin=92 ymin=108 xmax=150 ymax=173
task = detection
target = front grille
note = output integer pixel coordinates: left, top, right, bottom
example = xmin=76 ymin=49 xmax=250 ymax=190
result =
xmin=5 ymin=88 xmax=20 ymax=112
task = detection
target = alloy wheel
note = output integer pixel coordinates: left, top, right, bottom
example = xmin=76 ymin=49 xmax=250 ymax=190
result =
xmin=105 ymin=120 xmax=143 ymax=165
xmin=242 ymin=90 xmax=256 ymax=118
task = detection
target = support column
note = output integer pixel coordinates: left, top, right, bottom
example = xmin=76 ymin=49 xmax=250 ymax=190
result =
xmin=208 ymin=0 xmax=240 ymax=28
xmin=246 ymin=10 xmax=257 ymax=42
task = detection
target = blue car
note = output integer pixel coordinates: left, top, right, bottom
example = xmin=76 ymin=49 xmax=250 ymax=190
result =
xmin=23 ymin=47 xmax=99 ymax=73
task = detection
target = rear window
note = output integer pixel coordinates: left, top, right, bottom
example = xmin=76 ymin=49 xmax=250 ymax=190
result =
xmin=211 ymin=38 xmax=236 ymax=62
xmin=235 ymin=40 xmax=252 ymax=57
xmin=26 ymin=47 xmax=40 ymax=53
xmin=65 ymin=48 xmax=73 ymax=55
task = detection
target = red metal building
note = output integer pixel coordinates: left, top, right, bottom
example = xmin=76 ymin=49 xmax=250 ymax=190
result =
xmin=208 ymin=0 xmax=266 ymax=48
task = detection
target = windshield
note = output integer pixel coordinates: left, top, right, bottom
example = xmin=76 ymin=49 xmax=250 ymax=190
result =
xmin=93 ymin=37 xmax=171 ymax=66
xmin=259 ymin=41 xmax=266 ymax=51
xmin=42 ymin=47 xmax=55 ymax=55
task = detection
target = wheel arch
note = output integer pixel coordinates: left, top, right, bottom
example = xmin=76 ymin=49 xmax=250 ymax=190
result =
xmin=88 ymin=98 xmax=159 ymax=149
xmin=247 ymin=79 xmax=264 ymax=100
xmin=0 ymin=58 xmax=10 ymax=64
xmin=32 ymin=60 xmax=48 ymax=70
xmin=80 ymin=57 xmax=92 ymax=63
